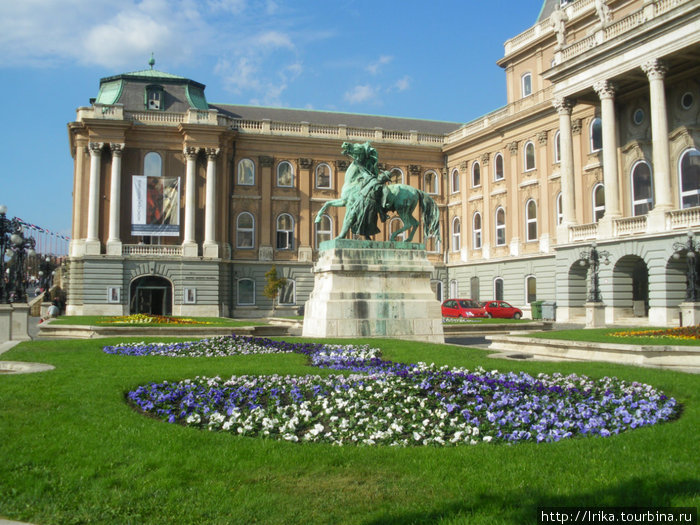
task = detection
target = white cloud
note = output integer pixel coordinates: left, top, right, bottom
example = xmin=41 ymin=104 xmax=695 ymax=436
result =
xmin=393 ymin=76 xmax=411 ymax=92
xmin=366 ymin=55 xmax=393 ymax=75
xmin=344 ymin=84 xmax=378 ymax=104
xmin=207 ymin=0 xmax=247 ymax=14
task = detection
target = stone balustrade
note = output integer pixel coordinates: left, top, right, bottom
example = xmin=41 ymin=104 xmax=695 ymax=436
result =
xmin=122 ymin=244 xmax=183 ymax=256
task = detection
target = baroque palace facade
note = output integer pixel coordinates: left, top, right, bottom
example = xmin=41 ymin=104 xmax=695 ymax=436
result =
xmin=66 ymin=0 xmax=700 ymax=325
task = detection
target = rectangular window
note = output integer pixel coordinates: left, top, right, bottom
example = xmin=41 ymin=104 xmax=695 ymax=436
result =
xmin=237 ymin=280 xmax=255 ymax=305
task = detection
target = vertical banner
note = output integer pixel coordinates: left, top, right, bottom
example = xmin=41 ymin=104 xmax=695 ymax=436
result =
xmin=131 ymin=176 xmax=180 ymax=236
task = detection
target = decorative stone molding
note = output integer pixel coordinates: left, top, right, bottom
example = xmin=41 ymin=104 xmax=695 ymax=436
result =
xmin=552 ymin=96 xmax=573 ymax=115
xmin=481 ymin=153 xmax=490 ymax=166
xmin=507 ymin=141 xmax=519 ymax=155
xmin=205 ymin=147 xmax=220 ymax=160
xmin=88 ymin=142 xmax=104 ymax=156
xmin=408 ymin=165 xmax=421 ymax=176
xmin=259 ymin=246 xmax=273 ymax=261
xmin=259 ymin=155 xmax=274 ymax=167
xmin=537 ymin=131 xmax=548 ymax=145
xmin=593 ymin=80 xmax=615 ymax=100
xmin=460 ymin=161 xmax=468 ymax=172
xmin=335 ymin=159 xmax=349 ymax=171
xmin=571 ymin=119 xmax=583 ymax=135
xmin=183 ymin=146 xmax=199 ymax=159
xmin=299 ymin=158 xmax=313 ymax=169
xmin=641 ymin=59 xmax=668 ymax=81
xmin=110 ymin=143 xmax=125 ymax=157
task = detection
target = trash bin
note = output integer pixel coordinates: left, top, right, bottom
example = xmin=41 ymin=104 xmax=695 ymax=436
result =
xmin=541 ymin=301 xmax=557 ymax=321
xmin=530 ymin=300 xmax=544 ymax=320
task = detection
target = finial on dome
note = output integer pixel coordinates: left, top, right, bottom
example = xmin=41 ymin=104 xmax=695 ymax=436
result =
xmin=149 ymin=53 xmax=155 ymax=70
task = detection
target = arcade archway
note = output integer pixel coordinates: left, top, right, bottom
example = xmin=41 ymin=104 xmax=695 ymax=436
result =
xmin=130 ymin=276 xmax=173 ymax=315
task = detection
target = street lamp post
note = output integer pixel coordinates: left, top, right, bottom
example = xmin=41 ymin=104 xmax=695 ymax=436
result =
xmin=578 ymin=242 xmax=611 ymax=303
xmin=672 ymin=231 xmax=699 ymax=302
xmin=38 ymin=256 xmax=55 ymax=296
xmin=0 ymin=205 xmax=36 ymax=303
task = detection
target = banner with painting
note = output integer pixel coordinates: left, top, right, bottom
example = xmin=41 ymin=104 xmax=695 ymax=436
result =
xmin=131 ymin=176 xmax=180 ymax=236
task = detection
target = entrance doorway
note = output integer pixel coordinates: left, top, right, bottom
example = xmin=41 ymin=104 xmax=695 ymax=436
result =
xmin=130 ymin=276 xmax=173 ymax=315
xmin=613 ymin=255 xmax=649 ymax=318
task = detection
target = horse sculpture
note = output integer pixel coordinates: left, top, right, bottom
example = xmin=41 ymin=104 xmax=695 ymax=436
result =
xmin=314 ymin=141 xmax=441 ymax=243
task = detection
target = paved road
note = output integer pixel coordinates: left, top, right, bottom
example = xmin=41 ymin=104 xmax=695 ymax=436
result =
xmin=445 ymin=336 xmax=490 ymax=348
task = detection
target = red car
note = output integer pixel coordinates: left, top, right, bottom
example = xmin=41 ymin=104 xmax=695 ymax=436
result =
xmin=481 ymin=300 xmax=523 ymax=319
xmin=441 ymin=299 xmax=488 ymax=319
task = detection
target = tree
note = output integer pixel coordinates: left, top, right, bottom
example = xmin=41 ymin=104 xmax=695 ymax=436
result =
xmin=263 ymin=266 xmax=288 ymax=316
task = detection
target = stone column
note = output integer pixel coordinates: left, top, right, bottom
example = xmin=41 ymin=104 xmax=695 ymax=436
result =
xmin=259 ymin=155 xmax=274 ymax=261
xmin=298 ymin=158 xmax=313 ymax=262
xmin=203 ymin=148 xmax=220 ymax=257
xmin=106 ymin=143 xmax=124 ymax=255
xmin=182 ymin=147 xmax=199 ymax=256
xmin=593 ymin=81 xmax=621 ymax=237
xmin=85 ymin=141 xmax=104 ymax=254
xmin=554 ymin=96 xmax=576 ymax=243
xmin=507 ymin=141 xmax=520 ymax=256
xmin=642 ymin=59 xmax=673 ymax=230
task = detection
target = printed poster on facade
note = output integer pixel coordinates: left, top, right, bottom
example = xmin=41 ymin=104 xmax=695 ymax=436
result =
xmin=131 ymin=176 xmax=180 ymax=236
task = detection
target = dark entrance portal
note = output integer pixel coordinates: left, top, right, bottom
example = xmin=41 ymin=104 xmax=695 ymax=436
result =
xmin=130 ymin=276 xmax=172 ymax=315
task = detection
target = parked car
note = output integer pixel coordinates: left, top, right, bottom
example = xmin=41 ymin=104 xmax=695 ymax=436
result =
xmin=481 ymin=300 xmax=523 ymax=319
xmin=441 ymin=299 xmax=488 ymax=319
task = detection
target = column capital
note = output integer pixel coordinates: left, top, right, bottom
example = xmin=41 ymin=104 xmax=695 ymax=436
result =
xmin=537 ymin=131 xmax=548 ymax=146
xmin=641 ymin=59 xmax=668 ymax=81
xmin=205 ymin=147 xmax=220 ymax=160
xmin=507 ymin=141 xmax=519 ymax=155
xmin=183 ymin=146 xmax=199 ymax=159
xmin=593 ymin=80 xmax=615 ymax=100
xmin=88 ymin=142 xmax=104 ymax=156
xmin=552 ymin=96 xmax=574 ymax=115
xmin=110 ymin=143 xmax=125 ymax=156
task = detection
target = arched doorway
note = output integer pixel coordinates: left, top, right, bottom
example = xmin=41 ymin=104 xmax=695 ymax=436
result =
xmin=612 ymin=256 xmax=649 ymax=319
xmin=130 ymin=276 xmax=173 ymax=315
xmin=564 ymin=261 xmax=588 ymax=321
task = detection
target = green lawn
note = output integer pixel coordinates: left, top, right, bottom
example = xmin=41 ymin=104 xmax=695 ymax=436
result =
xmin=526 ymin=328 xmax=700 ymax=347
xmin=1 ymin=336 xmax=698 ymax=524
xmin=49 ymin=315 xmax=269 ymax=327
xmin=442 ymin=317 xmax=534 ymax=324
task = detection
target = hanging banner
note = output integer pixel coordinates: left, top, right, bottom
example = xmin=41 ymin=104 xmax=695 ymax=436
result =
xmin=131 ymin=176 xmax=180 ymax=236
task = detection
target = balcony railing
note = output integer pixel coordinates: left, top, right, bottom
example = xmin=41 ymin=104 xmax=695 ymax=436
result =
xmin=122 ymin=244 xmax=183 ymax=256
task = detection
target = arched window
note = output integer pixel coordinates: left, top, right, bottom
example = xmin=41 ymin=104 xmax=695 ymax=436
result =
xmin=389 ymin=217 xmax=406 ymax=242
xmin=472 ymin=162 xmax=481 ymax=188
xmin=278 ymin=279 xmax=296 ymax=306
xmin=554 ymin=131 xmax=561 ymax=164
xmin=238 ymin=158 xmax=255 ymax=185
xmin=494 ymin=153 xmax=504 ymax=181
xmin=495 ymin=207 xmax=506 ymax=246
xmin=393 ymin=168 xmax=405 ymax=184
xmin=276 ymin=213 xmax=294 ymax=250
xmin=237 ymin=278 xmax=255 ymax=305
xmin=494 ymin=277 xmax=504 ymax=301
xmin=556 ymin=192 xmax=563 ymax=225
xmin=472 ymin=212 xmax=482 ymax=250
xmin=451 ymin=168 xmax=460 ymax=193
xmin=590 ymin=118 xmax=603 ymax=152
xmin=526 ymin=275 xmax=537 ymax=304
xmin=524 ymin=141 xmax=536 ymax=171
xmin=593 ymin=183 xmax=606 ymax=222
xmin=315 ymin=214 xmax=333 ymax=248
xmin=631 ymin=161 xmax=654 ymax=216
xmin=144 ymin=152 xmax=162 ymax=177
xmin=277 ymin=161 xmax=294 ymax=187
xmin=315 ymin=163 xmax=332 ymax=189
xmin=526 ymin=199 xmax=538 ymax=241
xmin=451 ymin=217 xmax=461 ymax=252
xmin=679 ymin=148 xmax=700 ymax=208
xmin=521 ymin=73 xmax=532 ymax=98
xmin=449 ymin=279 xmax=458 ymax=299
xmin=424 ymin=171 xmax=439 ymax=195
xmin=236 ymin=212 xmax=255 ymax=249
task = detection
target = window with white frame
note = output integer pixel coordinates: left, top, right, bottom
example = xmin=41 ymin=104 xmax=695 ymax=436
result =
xmin=679 ymin=148 xmax=700 ymax=209
xmin=526 ymin=275 xmax=536 ymax=304
xmin=631 ymin=161 xmax=654 ymax=216
xmin=472 ymin=212 xmax=482 ymax=250
xmin=315 ymin=214 xmax=333 ymax=248
xmin=526 ymin=199 xmax=538 ymax=241
xmin=554 ymin=131 xmax=561 ymax=164
xmin=393 ymin=168 xmax=405 ymax=184
xmin=449 ymin=279 xmax=458 ymax=299
xmin=424 ymin=171 xmax=439 ymax=195
xmin=556 ymin=192 xmax=563 ymax=225
xmin=315 ymin=163 xmax=332 ymax=189
xmin=276 ymin=213 xmax=294 ymax=250
xmin=494 ymin=153 xmax=504 ymax=181
xmin=237 ymin=278 xmax=255 ymax=305
xmin=524 ymin=141 xmax=536 ymax=171
xmin=236 ymin=212 xmax=255 ymax=249
xmin=389 ymin=217 xmax=406 ymax=242
xmin=144 ymin=152 xmax=162 ymax=177
xmin=495 ymin=207 xmax=506 ymax=246
xmin=521 ymin=73 xmax=532 ymax=98
xmin=238 ymin=158 xmax=255 ymax=185
xmin=425 ymin=235 xmax=440 ymax=253
xmin=494 ymin=277 xmax=504 ymax=301
xmin=472 ymin=161 xmax=481 ymax=188
xmin=590 ymin=118 xmax=602 ymax=152
xmin=451 ymin=217 xmax=461 ymax=252
xmin=451 ymin=168 xmax=460 ymax=193
xmin=277 ymin=161 xmax=294 ymax=187
xmin=278 ymin=279 xmax=296 ymax=305
xmin=593 ymin=183 xmax=606 ymax=222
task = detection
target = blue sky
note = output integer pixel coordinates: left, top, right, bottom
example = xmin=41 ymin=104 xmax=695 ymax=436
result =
xmin=0 ymin=0 xmax=543 ymax=242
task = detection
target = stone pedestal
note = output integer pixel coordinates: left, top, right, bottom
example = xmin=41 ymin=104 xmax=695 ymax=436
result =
xmin=10 ymin=304 xmax=31 ymax=341
xmin=302 ymin=239 xmax=444 ymax=343
xmin=679 ymin=302 xmax=700 ymax=327
xmin=585 ymin=301 xmax=606 ymax=328
xmin=0 ymin=304 xmax=12 ymax=344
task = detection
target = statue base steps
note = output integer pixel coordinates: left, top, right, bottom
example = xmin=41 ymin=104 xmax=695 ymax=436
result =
xmin=302 ymin=239 xmax=444 ymax=344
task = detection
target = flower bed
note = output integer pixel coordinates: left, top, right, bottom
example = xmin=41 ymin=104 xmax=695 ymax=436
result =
xmin=611 ymin=325 xmax=700 ymax=341
xmin=112 ymin=336 xmax=680 ymax=447
xmin=100 ymin=314 xmax=212 ymax=325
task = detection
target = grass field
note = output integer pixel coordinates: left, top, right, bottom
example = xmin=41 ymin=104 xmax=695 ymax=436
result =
xmin=49 ymin=315 xmax=269 ymax=327
xmin=525 ymin=327 xmax=700 ymax=347
xmin=1 ymin=336 xmax=698 ymax=524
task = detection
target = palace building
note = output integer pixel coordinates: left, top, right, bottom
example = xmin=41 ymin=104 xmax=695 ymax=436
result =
xmin=66 ymin=0 xmax=700 ymax=326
